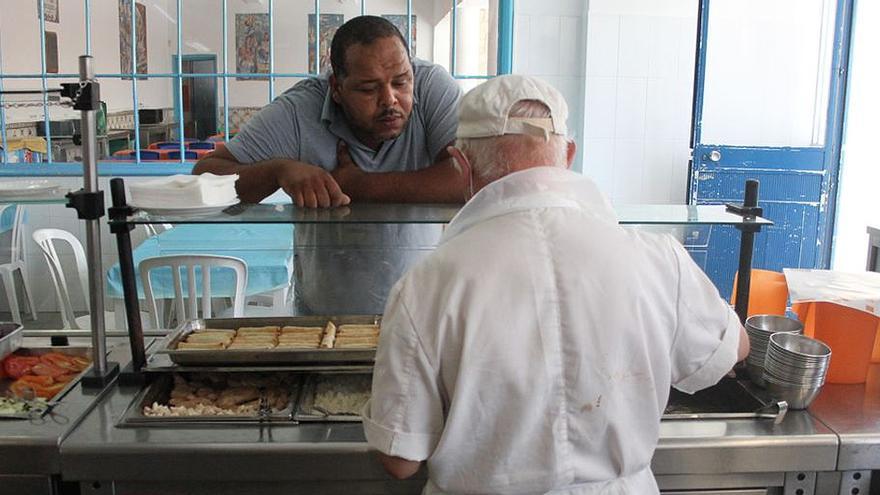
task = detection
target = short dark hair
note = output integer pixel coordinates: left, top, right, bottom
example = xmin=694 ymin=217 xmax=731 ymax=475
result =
xmin=330 ymin=16 xmax=410 ymax=79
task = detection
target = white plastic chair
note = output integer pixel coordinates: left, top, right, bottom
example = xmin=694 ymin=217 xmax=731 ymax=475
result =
xmin=0 ymin=205 xmax=37 ymax=324
xmin=32 ymin=228 xmax=113 ymax=330
xmin=139 ymin=255 xmax=247 ymax=329
xmin=143 ymin=223 xmax=173 ymax=237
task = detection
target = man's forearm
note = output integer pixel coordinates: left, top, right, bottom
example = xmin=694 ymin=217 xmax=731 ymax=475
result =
xmin=193 ymin=156 xmax=280 ymax=204
xmin=354 ymin=158 xmax=467 ymax=203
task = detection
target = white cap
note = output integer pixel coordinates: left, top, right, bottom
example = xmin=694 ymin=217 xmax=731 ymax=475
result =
xmin=456 ymin=74 xmax=568 ymax=141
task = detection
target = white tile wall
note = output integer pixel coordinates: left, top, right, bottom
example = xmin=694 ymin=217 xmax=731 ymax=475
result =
xmin=516 ymin=0 xmax=586 ymax=17
xmin=614 ymin=78 xmax=648 ymax=140
xmin=583 ymin=77 xmax=617 ymax=139
xmin=612 ymin=139 xmax=645 ymax=203
xmin=585 ymin=15 xmax=620 ymax=77
xmin=617 ymin=16 xmax=653 ymax=78
xmin=529 ymin=16 xmax=563 ymax=76
xmin=581 ymin=3 xmax=698 ymax=205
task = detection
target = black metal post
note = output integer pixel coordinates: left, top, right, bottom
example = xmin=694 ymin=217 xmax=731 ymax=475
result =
xmin=733 ymin=180 xmax=761 ymax=324
xmin=109 ymin=178 xmax=146 ymax=380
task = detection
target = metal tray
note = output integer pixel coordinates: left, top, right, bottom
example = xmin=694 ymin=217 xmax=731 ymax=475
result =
xmin=119 ymin=372 xmax=300 ymax=426
xmin=0 ymin=346 xmax=93 ymax=419
xmin=294 ymin=372 xmax=371 ymax=423
xmin=0 ymin=322 xmax=23 ymax=361
xmin=157 ymin=316 xmax=380 ymax=366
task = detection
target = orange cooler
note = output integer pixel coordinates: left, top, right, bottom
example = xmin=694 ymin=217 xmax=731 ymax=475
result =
xmin=806 ymin=302 xmax=880 ymax=384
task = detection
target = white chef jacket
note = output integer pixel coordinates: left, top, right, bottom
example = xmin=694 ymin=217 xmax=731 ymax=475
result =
xmin=363 ymin=166 xmax=741 ymax=495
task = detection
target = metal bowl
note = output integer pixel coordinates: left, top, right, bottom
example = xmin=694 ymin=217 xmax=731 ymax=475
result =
xmin=768 ymin=333 xmax=831 ymax=360
xmin=747 ymin=361 xmax=767 ymax=387
xmin=763 ymin=364 xmax=826 ymax=387
xmin=746 ymin=315 xmax=805 ymax=335
xmin=745 ymin=316 xmax=805 ymax=373
xmin=764 ymin=379 xmax=823 ymax=410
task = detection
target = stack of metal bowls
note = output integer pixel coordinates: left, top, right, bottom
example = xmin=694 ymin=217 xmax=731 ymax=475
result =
xmin=745 ymin=315 xmax=804 ymax=387
xmin=762 ymin=333 xmax=831 ymax=409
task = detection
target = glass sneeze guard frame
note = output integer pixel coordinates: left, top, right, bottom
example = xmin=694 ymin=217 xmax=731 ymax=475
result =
xmin=114 ymin=202 xmax=774 ymax=227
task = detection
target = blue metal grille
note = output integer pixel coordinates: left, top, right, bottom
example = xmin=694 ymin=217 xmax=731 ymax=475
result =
xmin=0 ymin=0 xmax=515 ymax=170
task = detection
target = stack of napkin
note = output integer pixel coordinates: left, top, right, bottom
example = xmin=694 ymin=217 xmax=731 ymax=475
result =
xmin=128 ymin=173 xmax=239 ymax=209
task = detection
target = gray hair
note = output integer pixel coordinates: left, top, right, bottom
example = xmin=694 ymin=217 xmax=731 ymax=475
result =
xmin=455 ymin=99 xmax=568 ymax=183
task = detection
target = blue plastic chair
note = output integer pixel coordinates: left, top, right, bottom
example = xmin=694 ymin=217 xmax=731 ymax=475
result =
xmin=187 ymin=141 xmax=215 ymax=150
xmin=167 ymin=150 xmax=198 ymax=160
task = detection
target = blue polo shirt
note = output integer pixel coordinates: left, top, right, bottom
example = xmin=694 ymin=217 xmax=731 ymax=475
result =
xmin=225 ymin=59 xmax=462 ymax=314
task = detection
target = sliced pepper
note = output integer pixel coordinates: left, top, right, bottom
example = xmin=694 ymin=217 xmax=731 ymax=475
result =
xmin=2 ymin=356 xmax=40 ymax=379
xmin=39 ymin=352 xmax=78 ymax=371
xmin=17 ymin=374 xmax=55 ymax=386
xmin=31 ymin=362 xmax=67 ymax=378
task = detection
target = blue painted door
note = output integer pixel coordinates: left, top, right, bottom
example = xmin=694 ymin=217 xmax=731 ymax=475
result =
xmin=688 ymin=0 xmax=853 ymax=299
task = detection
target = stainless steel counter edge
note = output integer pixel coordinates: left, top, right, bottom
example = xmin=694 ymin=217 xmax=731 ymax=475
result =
xmin=653 ymin=427 xmax=839 ymax=474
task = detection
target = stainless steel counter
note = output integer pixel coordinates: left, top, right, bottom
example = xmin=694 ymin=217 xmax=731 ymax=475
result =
xmin=808 ymin=364 xmax=880 ymax=471
xmin=60 ymin=370 xmax=843 ymax=495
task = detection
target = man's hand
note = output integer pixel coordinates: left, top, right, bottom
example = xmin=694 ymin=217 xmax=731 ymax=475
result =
xmin=277 ymin=160 xmax=351 ymax=208
xmin=331 ymin=141 xmax=368 ymax=200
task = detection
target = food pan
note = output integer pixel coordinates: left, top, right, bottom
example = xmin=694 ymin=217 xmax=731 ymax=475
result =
xmin=0 ymin=322 xmax=23 ymax=361
xmin=157 ymin=316 xmax=380 ymax=366
xmin=294 ymin=372 xmax=371 ymax=423
xmin=0 ymin=346 xmax=93 ymax=419
xmin=119 ymin=372 xmax=300 ymax=426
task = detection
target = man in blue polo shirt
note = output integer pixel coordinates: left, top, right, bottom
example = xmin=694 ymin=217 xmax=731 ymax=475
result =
xmin=194 ymin=16 xmax=465 ymax=314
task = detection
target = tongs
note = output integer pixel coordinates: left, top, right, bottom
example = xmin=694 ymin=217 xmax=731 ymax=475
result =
xmin=257 ymin=389 xmax=270 ymax=423
xmin=663 ymin=400 xmax=788 ymax=424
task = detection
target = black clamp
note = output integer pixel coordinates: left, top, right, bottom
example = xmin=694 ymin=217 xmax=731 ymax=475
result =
xmin=60 ymin=80 xmax=100 ymax=111
xmin=725 ymin=179 xmax=764 ymax=233
xmin=108 ymin=204 xmax=136 ymax=234
xmin=66 ymin=189 xmax=105 ymax=220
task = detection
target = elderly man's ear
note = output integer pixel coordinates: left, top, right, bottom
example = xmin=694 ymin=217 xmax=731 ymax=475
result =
xmin=566 ymin=140 xmax=576 ymax=169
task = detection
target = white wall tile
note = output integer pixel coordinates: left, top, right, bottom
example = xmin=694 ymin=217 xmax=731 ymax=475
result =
xmin=586 ymin=14 xmax=620 ymax=77
xmin=530 ymin=16 xmax=563 ymax=75
xmin=590 ymin=0 xmax=696 ymax=18
xmin=617 ymin=16 xmax=652 ymax=78
xmin=583 ymin=138 xmax=615 ymax=195
xmin=584 ymin=77 xmax=617 ymax=139
xmin=513 ymin=15 xmax=531 ymax=74
xmin=643 ymin=139 xmax=677 ymax=203
xmin=558 ymin=16 xmax=584 ymax=77
xmin=517 ymin=0 xmax=586 ymax=17
xmin=614 ymin=78 xmax=647 ymax=139
xmin=648 ymin=16 xmax=680 ymax=79
xmin=645 ymin=78 xmax=681 ymax=140
xmin=676 ymin=17 xmax=699 ymax=82
xmin=612 ymin=139 xmax=646 ymax=204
